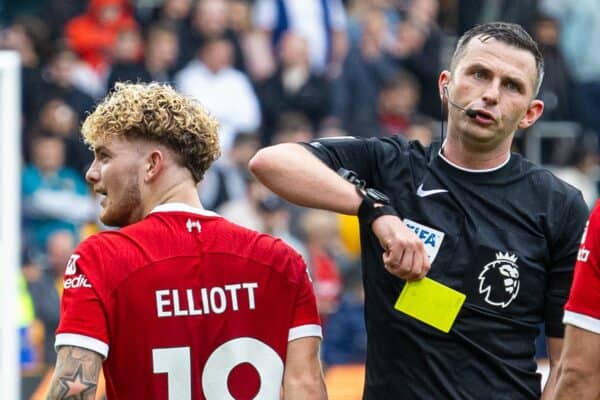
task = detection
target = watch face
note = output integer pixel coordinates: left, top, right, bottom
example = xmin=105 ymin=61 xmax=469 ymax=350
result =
xmin=366 ymin=188 xmax=391 ymax=205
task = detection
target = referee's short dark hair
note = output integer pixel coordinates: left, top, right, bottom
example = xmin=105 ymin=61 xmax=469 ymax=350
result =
xmin=450 ymin=22 xmax=544 ymax=96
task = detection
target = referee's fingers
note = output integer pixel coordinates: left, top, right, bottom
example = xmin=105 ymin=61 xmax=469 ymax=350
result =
xmin=383 ymin=250 xmax=400 ymax=271
xmin=410 ymin=249 xmax=425 ymax=280
xmin=397 ymin=249 xmax=418 ymax=280
xmin=415 ymin=246 xmax=431 ymax=279
xmin=384 ymin=250 xmax=419 ymax=280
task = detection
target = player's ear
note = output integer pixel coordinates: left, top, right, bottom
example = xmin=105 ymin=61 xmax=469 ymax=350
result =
xmin=144 ymin=149 xmax=164 ymax=182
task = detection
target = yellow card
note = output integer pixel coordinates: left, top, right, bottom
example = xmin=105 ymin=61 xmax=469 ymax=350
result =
xmin=394 ymin=277 xmax=466 ymax=333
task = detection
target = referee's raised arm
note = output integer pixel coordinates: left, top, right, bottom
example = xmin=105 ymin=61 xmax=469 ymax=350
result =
xmin=249 ymin=142 xmax=430 ymax=281
xmin=249 ymin=142 xmax=362 ymax=215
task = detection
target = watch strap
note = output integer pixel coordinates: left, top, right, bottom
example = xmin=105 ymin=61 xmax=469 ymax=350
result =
xmin=358 ymin=196 xmax=399 ymax=227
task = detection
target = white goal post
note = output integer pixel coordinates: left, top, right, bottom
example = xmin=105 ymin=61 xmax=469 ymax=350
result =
xmin=0 ymin=50 xmax=22 ymax=400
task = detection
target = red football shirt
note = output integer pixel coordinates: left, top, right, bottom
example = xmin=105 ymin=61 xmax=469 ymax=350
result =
xmin=564 ymin=201 xmax=600 ymax=333
xmin=55 ymin=203 xmax=321 ymax=399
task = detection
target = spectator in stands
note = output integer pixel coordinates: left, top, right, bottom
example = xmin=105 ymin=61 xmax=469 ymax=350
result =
xmin=147 ymin=0 xmax=193 ymax=27
xmin=39 ymin=1 xmax=86 ymax=41
xmin=32 ymin=99 xmax=92 ymax=177
xmin=300 ymin=209 xmax=343 ymax=323
xmin=179 ymin=0 xmax=246 ymax=72
xmin=387 ymin=5 xmax=443 ymax=119
xmin=457 ymin=0 xmax=539 ymax=35
xmin=143 ymin=0 xmax=193 ymax=70
xmin=240 ymin=29 xmax=277 ymax=84
xmin=0 ymin=16 xmax=49 ymax=132
xmin=65 ymin=0 xmax=138 ymax=75
xmin=175 ymin=35 xmax=261 ymax=151
xmin=256 ymin=32 xmax=331 ymax=145
xmin=552 ymin=134 xmax=599 ymax=208
xmin=258 ymin=194 xmax=309 ymax=261
xmin=541 ymin=0 xmax=600 ymax=140
xmin=39 ymin=44 xmax=95 ymax=123
xmin=109 ymin=26 xmax=144 ymax=67
xmin=376 ymin=70 xmax=423 ymax=137
xmin=200 ymin=132 xmax=260 ymax=211
xmin=322 ymin=266 xmax=367 ymax=366
xmin=25 ymin=230 xmax=76 ymax=374
xmin=22 ymin=134 xmax=95 ymax=254
xmin=107 ymin=22 xmax=180 ymax=90
xmin=228 ymin=0 xmax=253 ymax=36
xmin=0 ymin=15 xmax=48 ymax=70
xmin=271 ymin=112 xmax=316 ymax=145
xmin=532 ymin=14 xmax=577 ymax=122
xmin=331 ymin=6 xmax=397 ymax=137
xmin=217 ymin=174 xmax=270 ymax=232
xmin=36 ymin=100 xmax=78 ymax=140
xmin=253 ymin=0 xmax=348 ymax=75
xmin=344 ymin=0 xmax=399 ymax=46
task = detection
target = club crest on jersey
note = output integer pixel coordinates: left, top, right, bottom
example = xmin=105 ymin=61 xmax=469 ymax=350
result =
xmin=478 ymin=252 xmax=520 ymax=308
xmin=186 ymin=218 xmax=202 ymax=233
xmin=65 ymin=254 xmax=80 ymax=276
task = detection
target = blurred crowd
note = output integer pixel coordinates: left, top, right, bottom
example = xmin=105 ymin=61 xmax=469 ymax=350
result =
xmin=2 ymin=0 xmax=600 ymax=398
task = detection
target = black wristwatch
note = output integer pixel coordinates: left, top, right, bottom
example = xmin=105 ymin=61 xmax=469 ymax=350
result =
xmin=338 ymin=168 xmax=399 ymax=226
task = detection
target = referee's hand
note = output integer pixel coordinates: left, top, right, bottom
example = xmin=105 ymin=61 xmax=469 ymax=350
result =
xmin=372 ymin=215 xmax=431 ymax=281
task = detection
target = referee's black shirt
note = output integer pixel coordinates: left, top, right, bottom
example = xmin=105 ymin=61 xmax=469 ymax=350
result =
xmin=305 ymin=136 xmax=589 ymax=399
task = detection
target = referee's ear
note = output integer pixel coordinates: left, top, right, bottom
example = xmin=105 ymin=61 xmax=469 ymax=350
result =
xmin=518 ymin=99 xmax=544 ymax=129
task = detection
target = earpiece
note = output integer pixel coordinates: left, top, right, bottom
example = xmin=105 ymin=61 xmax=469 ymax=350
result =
xmin=443 ymin=85 xmax=478 ymax=118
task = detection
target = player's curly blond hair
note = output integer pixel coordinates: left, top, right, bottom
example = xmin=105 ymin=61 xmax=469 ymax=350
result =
xmin=82 ymin=82 xmax=221 ymax=183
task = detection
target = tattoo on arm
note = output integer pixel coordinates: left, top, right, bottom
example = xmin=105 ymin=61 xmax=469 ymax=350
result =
xmin=46 ymin=346 xmax=102 ymax=400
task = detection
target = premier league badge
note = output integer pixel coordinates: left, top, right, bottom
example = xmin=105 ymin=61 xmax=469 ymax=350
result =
xmin=478 ymin=252 xmax=520 ymax=308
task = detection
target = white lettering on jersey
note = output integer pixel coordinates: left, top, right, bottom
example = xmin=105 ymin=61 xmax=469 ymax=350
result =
xmin=156 ymin=282 xmax=259 ymax=318
xmin=578 ymin=248 xmax=590 ymax=262
xmin=64 ymin=274 xmax=92 ymax=289
xmin=403 ymin=219 xmax=445 ymax=262
xmin=581 ymin=221 xmax=590 ymax=244
xmin=65 ymin=254 xmax=80 ymax=276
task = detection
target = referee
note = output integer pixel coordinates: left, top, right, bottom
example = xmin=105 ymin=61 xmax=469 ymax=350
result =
xmin=250 ymin=22 xmax=589 ymax=399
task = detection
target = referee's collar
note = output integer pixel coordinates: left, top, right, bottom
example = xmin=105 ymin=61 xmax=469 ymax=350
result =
xmin=438 ymin=145 xmax=511 ymax=173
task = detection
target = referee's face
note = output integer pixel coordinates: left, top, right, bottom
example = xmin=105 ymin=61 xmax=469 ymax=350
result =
xmin=440 ymin=37 xmax=544 ymax=152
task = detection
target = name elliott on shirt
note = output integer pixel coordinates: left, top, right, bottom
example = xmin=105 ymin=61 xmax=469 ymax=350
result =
xmin=155 ymin=282 xmax=259 ymax=317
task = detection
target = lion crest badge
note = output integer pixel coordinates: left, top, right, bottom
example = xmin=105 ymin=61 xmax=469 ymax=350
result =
xmin=478 ymin=252 xmax=520 ymax=308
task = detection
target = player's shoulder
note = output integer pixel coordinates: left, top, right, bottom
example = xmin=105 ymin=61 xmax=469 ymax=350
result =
xmin=219 ymin=218 xmax=304 ymax=263
xmin=588 ymin=200 xmax=600 ymax=223
xmin=73 ymin=228 xmax=136 ymax=264
xmin=211 ymin=219 xmax=307 ymax=280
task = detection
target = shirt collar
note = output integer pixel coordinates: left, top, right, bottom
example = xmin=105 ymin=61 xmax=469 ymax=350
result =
xmin=438 ymin=144 xmax=511 ymax=173
xmin=149 ymin=203 xmax=219 ymax=217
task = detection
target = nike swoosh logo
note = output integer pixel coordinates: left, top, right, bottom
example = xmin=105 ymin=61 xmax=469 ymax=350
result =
xmin=416 ymin=184 xmax=448 ymax=197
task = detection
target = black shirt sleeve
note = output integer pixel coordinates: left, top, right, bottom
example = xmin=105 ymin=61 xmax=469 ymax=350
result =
xmin=301 ymin=136 xmax=376 ymax=182
xmin=301 ymin=135 xmax=416 ymax=190
xmin=545 ymin=189 xmax=589 ymax=337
